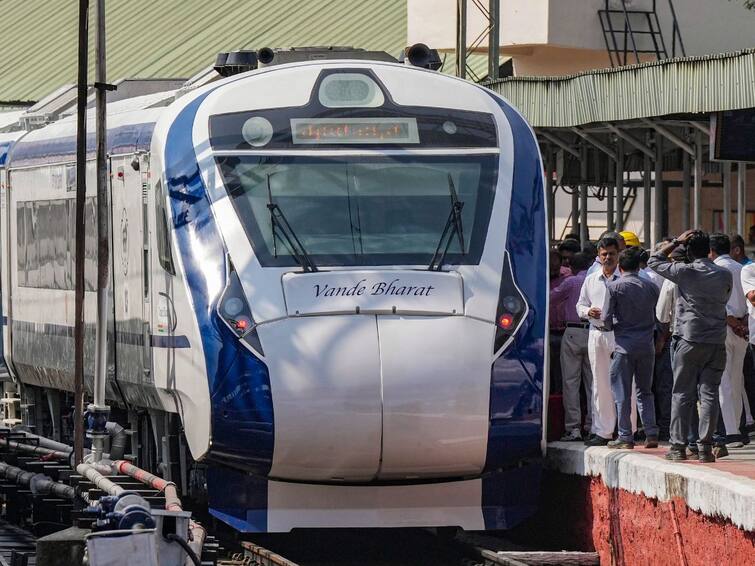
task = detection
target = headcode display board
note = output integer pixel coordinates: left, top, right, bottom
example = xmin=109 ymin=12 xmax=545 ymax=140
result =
xmin=711 ymin=109 xmax=755 ymax=162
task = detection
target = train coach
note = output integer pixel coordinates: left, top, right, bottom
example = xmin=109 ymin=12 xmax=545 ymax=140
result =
xmin=0 ymin=47 xmax=548 ymax=532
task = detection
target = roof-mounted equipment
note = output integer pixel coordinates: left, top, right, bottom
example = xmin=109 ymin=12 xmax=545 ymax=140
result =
xmin=399 ymin=43 xmax=442 ymax=71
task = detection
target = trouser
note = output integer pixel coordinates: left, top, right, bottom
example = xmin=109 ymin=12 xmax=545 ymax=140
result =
xmin=744 ymin=345 xmax=755 ymax=426
xmin=670 ymin=338 xmax=726 ymax=448
xmin=549 ymin=330 xmax=564 ymax=394
xmin=720 ymin=328 xmax=747 ymax=437
xmin=588 ymin=329 xmax=636 ymax=439
xmin=609 ymin=348 xmax=659 ymax=442
xmin=653 ymin=341 xmax=673 ymax=438
xmin=561 ymin=327 xmax=593 ymax=432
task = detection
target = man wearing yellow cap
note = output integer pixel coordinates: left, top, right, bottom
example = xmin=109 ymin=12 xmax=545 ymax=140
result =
xmin=621 ymin=230 xmax=664 ymax=290
xmin=620 ymin=231 xmax=641 ymax=248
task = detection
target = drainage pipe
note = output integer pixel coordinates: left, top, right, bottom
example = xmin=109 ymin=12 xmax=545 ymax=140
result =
xmin=0 ymin=461 xmax=77 ymax=500
xmin=105 ymin=421 xmax=128 ymax=460
xmin=112 ymin=460 xmax=206 ymax=564
xmin=76 ymin=463 xmax=124 ymax=497
xmin=0 ymin=438 xmax=70 ymax=461
xmin=112 ymin=460 xmax=182 ymax=511
xmin=187 ymin=521 xmax=206 ymax=566
xmin=11 ymin=428 xmax=74 ymax=454
xmin=12 ymin=423 xmax=127 ymax=460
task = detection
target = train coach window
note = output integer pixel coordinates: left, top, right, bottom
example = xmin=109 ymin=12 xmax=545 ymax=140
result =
xmin=217 ymin=154 xmax=497 ymax=267
xmin=16 ymin=204 xmax=26 ymax=286
xmin=154 ymin=180 xmax=175 ymax=275
xmin=16 ymin=197 xmax=97 ymax=291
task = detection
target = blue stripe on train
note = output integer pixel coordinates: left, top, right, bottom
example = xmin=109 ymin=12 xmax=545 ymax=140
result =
xmin=9 ymin=123 xmax=155 ymax=168
xmin=480 ymin=91 xmax=547 ymax=529
xmin=163 ymin=92 xmax=275 ymax=531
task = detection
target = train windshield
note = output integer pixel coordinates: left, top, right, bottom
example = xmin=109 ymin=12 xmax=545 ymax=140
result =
xmin=216 ymin=154 xmax=498 ymax=268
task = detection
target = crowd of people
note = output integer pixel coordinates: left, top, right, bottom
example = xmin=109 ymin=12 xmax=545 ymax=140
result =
xmin=550 ymin=228 xmax=755 ymax=462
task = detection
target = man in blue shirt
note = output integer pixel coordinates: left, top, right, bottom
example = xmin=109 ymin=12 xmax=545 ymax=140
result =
xmin=602 ymin=247 xmax=660 ymax=449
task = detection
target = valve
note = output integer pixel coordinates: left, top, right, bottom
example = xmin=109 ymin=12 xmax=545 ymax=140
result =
xmin=88 ymin=492 xmax=155 ymax=531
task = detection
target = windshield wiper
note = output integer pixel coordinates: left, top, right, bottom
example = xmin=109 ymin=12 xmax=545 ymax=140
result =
xmin=428 ymin=174 xmax=465 ymax=271
xmin=266 ymin=174 xmax=318 ymax=272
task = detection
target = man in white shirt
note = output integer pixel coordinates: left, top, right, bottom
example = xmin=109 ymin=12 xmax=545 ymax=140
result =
xmin=586 ymin=232 xmax=625 ymax=276
xmin=710 ymin=234 xmax=749 ymax=447
xmin=577 ymin=235 xmax=636 ymax=445
xmin=740 ymin=260 xmax=755 ymax=438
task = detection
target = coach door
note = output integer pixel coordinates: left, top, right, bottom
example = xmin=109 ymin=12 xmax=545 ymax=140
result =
xmin=111 ymin=154 xmax=155 ymax=405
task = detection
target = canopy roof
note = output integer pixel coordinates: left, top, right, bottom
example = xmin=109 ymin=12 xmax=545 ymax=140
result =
xmin=488 ymin=49 xmax=755 ymax=128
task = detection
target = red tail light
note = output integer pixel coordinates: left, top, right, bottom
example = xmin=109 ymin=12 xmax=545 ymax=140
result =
xmin=498 ymin=314 xmax=514 ymax=329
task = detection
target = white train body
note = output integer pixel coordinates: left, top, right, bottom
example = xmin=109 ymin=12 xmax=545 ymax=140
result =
xmin=1 ymin=60 xmax=547 ymax=532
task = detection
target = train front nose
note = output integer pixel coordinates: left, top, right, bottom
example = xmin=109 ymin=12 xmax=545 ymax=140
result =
xmin=254 ymin=270 xmax=493 ymax=483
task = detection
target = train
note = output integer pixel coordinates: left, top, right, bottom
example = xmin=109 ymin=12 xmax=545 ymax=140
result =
xmin=0 ymin=46 xmax=548 ymax=532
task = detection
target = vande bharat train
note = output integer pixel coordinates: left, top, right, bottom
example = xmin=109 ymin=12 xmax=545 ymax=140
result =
xmin=0 ymin=47 xmax=547 ymax=532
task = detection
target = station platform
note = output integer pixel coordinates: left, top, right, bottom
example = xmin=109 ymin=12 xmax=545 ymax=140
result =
xmin=522 ymin=441 xmax=754 ymax=566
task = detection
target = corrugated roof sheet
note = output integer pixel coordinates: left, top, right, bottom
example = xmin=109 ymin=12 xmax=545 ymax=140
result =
xmin=0 ymin=0 xmax=407 ymax=103
xmin=487 ymin=49 xmax=755 ymax=128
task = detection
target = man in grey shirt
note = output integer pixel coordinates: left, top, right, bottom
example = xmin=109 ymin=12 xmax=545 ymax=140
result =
xmin=648 ymin=230 xmax=732 ymax=462
xmin=602 ymin=247 xmax=660 ymax=449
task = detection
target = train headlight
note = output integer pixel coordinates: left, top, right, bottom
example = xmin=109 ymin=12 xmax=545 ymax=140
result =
xmin=318 ymin=73 xmax=384 ymax=108
xmin=241 ymin=117 xmax=273 ymax=147
xmin=494 ymin=253 xmax=528 ymax=352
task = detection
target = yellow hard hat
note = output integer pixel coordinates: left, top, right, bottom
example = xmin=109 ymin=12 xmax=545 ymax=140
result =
xmin=619 ymin=231 xmax=641 ymax=247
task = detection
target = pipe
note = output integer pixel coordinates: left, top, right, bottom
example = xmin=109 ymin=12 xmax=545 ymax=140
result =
xmin=13 ymin=423 xmax=126 ymax=459
xmin=113 ymin=460 xmax=182 ymax=511
xmin=187 ymin=521 xmax=206 ymax=566
xmin=12 ymin=428 xmax=74 ymax=454
xmin=77 ymin=463 xmax=124 ymax=497
xmin=105 ymin=421 xmax=128 ymax=460
xmin=0 ymin=438 xmax=70 ymax=461
xmin=0 ymin=462 xmax=77 ymax=500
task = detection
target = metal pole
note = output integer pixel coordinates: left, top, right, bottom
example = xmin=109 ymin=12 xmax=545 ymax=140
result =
xmin=723 ymin=162 xmax=732 ymax=235
xmin=456 ymin=0 xmax=467 ymax=79
xmin=91 ymin=0 xmax=110 ymax=462
xmin=693 ymin=129 xmax=703 ymax=229
xmin=73 ymin=0 xmax=89 ymax=467
xmin=488 ymin=0 xmax=500 ymax=80
xmin=738 ymin=162 xmax=747 ymax=237
xmin=615 ymin=138 xmax=624 ymax=231
xmin=544 ymin=146 xmax=554 ymax=241
xmin=580 ymin=145 xmax=589 ymax=245
xmin=682 ymin=151 xmax=691 ymax=230
xmin=653 ymin=134 xmax=664 ymax=243
xmin=643 ymin=141 xmax=652 ymax=246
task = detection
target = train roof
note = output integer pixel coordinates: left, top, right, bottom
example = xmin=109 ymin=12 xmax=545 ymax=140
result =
xmin=0 ymin=131 xmax=26 ymax=167
xmin=8 ymin=90 xmax=175 ymax=168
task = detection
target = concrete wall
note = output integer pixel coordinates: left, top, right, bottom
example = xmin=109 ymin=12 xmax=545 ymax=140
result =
xmin=408 ymin=0 xmax=755 ymax=77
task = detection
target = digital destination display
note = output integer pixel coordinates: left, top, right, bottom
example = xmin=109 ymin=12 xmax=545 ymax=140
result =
xmin=290 ymin=117 xmax=419 ymax=145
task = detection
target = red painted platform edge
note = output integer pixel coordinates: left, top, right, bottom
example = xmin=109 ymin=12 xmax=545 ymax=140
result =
xmin=507 ymin=471 xmax=754 ymax=566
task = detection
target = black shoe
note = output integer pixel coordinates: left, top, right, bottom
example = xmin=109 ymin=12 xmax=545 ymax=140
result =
xmin=686 ymin=444 xmax=699 ymax=457
xmin=584 ymin=435 xmax=610 ymax=447
xmin=665 ymin=446 xmax=687 ymax=461
xmin=607 ymin=439 xmax=634 ymax=449
xmin=699 ymin=449 xmax=716 ymax=463
xmin=712 ymin=444 xmax=729 ymax=459
xmin=645 ymin=437 xmax=659 ymax=449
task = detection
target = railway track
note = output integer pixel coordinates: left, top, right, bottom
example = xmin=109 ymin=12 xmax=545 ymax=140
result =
xmin=217 ymin=529 xmax=599 ymax=566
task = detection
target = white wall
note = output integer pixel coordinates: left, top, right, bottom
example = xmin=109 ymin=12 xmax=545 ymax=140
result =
xmin=408 ymin=0 xmax=755 ymax=56
xmin=407 ymin=0 xmax=549 ymax=50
